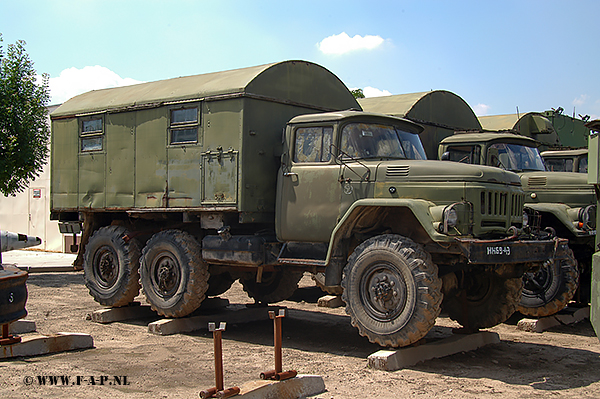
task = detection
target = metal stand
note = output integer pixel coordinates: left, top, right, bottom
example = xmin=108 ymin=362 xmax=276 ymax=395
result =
xmin=199 ymin=322 xmax=240 ymax=399
xmin=260 ymin=309 xmax=297 ymax=381
xmin=0 ymin=323 xmax=21 ymax=346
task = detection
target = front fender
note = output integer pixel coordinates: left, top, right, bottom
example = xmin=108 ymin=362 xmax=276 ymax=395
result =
xmin=324 ymin=198 xmax=451 ymax=266
xmin=526 ymin=203 xmax=596 ymax=238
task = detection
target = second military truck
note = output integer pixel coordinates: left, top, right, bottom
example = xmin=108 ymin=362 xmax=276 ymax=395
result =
xmin=51 ymin=61 xmax=566 ymax=347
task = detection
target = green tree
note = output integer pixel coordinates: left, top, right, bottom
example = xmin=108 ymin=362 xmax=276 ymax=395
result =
xmin=351 ymin=88 xmax=365 ymax=99
xmin=0 ymin=34 xmax=50 ymax=196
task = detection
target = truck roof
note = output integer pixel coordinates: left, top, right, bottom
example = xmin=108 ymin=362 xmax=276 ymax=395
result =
xmin=540 ymin=148 xmax=588 ymax=157
xmin=287 ymin=110 xmax=424 ymax=133
xmin=51 ymin=60 xmax=358 ymax=118
xmin=441 ymin=131 xmax=540 ymax=147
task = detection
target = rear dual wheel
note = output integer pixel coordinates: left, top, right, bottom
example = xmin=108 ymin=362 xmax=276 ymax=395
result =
xmin=140 ymin=230 xmax=208 ymax=317
xmin=83 ymin=225 xmax=141 ymax=307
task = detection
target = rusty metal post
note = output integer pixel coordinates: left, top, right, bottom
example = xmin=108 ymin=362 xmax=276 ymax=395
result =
xmin=271 ymin=310 xmax=283 ymax=373
xmin=199 ymin=322 xmax=240 ymax=399
xmin=260 ymin=309 xmax=297 ymax=381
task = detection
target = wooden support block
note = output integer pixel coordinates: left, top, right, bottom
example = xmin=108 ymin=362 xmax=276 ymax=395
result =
xmin=317 ymin=295 xmax=344 ymax=308
xmin=0 ymin=332 xmax=93 ymax=359
xmin=236 ymin=375 xmax=326 ymax=399
xmin=148 ymin=305 xmax=275 ymax=336
xmin=368 ymin=331 xmax=500 ymax=371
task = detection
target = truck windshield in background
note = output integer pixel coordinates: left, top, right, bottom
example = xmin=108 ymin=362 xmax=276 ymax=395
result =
xmin=340 ymin=123 xmax=427 ymax=160
xmin=444 ymin=142 xmax=545 ymax=172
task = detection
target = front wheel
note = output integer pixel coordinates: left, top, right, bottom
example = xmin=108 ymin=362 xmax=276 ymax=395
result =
xmin=140 ymin=230 xmax=208 ymax=317
xmin=518 ymin=248 xmax=579 ymax=317
xmin=342 ymin=234 xmax=442 ymax=348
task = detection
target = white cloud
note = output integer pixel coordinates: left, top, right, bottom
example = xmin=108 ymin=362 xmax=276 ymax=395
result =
xmin=362 ymin=86 xmax=392 ymax=98
xmin=317 ymin=32 xmax=385 ymax=55
xmin=573 ymin=94 xmax=589 ymax=107
xmin=472 ymin=103 xmax=491 ymax=116
xmin=48 ymin=65 xmax=143 ymax=104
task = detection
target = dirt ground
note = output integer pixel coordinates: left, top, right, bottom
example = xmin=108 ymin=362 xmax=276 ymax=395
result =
xmin=2 ymin=255 xmax=600 ymax=398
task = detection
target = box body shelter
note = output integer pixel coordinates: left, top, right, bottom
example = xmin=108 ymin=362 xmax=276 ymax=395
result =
xmin=50 ymin=61 xmax=359 ymax=223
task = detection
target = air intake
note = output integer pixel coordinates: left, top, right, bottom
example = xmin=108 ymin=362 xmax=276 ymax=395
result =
xmin=386 ymin=166 xmax=410 ymax=178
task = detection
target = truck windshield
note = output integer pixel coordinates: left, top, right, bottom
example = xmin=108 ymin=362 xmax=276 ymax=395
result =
xmin=489 ymin=143 xmax=545 ymax=172
xmin=340 ymin=123 xmax=427 ymax=160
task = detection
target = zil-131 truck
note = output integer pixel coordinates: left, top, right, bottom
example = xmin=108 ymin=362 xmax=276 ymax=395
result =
xmin=50 ymin=61 xmax=567 ymax=347
xmin=439 ymin=131 xmax=595 ymax=317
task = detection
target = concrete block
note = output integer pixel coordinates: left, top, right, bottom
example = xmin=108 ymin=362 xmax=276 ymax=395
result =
xmin=517 ymin=306 xmax=590 ymax=333
xmin=317 ymin=295 xmax=344 ymax=308
xmin=0 ymin=332 xmax=94 ymax=359
xmin=237 ymin=375 xmax=326 ymax=399
xmin=88 ymin=303 xmax=157 ymax=324
xmin=148 ymin=305 xmax=275 ymax=336
xmin=8 ymin=319 xmax=36 ymax=334
xmin=368 ymin=331 xmax=500 ymax=371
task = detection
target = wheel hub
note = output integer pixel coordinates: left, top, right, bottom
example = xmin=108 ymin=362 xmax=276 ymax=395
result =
xmin=95 ymin=247 xmax=118 ymax=287
xmin=364 ymin=268 xmax=407 ymax=320
xmin=155 ymin=256 xmax=178 ymax=294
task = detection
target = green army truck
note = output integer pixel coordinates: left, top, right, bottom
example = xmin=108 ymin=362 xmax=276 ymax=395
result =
xmin=542 ymin=148 xmax=588 ymax=173
xmin=439 ymin=131 xmax=596 ymax=317
xmin=50 ymin=61 xmax=567 ymax=347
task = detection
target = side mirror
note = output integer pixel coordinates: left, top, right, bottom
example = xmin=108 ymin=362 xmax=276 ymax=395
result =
xmin=441 ymin=151 xmax=450 ymax=161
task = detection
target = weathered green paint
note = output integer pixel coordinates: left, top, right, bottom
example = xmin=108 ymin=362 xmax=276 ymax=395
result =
xmin=478 ymin=113 xmax=562 ymax=150
xmin=50 ymin=61 xmax=360 ymax=215
xmin=591 ymin=253 xmax=600 ymax=339
xmin=439 ymin=132 xmax=596 ymax=239
xmin=542 ymin=110 xmax=591 ymax=149
xmin=359 ymin=91 xmax=482 ymax=159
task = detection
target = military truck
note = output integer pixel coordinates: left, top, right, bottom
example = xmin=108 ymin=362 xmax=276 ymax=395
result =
xmin=542 ymin=148 xmax=588 ymax=173
xmin=50 ymin=61 xmax=566 ymax=347
xmin=439 ymin=131 xmax=596 ymax=317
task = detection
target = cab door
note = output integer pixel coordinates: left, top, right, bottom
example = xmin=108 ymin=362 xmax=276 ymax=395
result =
xmin=276 ymin=125 xmax=342 ymax=242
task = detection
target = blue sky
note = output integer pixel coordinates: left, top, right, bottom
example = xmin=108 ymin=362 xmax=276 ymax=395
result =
xmin=1 ymin=0 xmax=598 ymax=118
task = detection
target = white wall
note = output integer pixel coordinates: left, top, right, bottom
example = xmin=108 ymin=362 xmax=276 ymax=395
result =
xmin=0 ymin=105 xmax=65 ymax=252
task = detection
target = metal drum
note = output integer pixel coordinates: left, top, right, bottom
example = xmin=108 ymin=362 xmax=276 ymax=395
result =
xmin=0 ymin=264 xmax=28 ymax=325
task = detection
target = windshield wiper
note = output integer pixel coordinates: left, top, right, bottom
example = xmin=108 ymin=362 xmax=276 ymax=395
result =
xmin=330 ymin=144 xmax=371 ymax=182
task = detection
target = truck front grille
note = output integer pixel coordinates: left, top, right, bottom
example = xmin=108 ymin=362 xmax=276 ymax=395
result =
xmin=479 ymin=190 xmax=524 ymax=229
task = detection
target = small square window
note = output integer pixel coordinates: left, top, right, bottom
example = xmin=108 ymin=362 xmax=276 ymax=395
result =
xmin=170 ymin=107 xmax=199 ymax=144
xmin=82 ymin=118 xmax=103 ymax=135
xmin=81 ymin=136 xmax=103 ymax=152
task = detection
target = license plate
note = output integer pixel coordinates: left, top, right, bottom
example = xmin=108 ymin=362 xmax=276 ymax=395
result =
xmin=486 ymin=246 xmax=511 ymax=256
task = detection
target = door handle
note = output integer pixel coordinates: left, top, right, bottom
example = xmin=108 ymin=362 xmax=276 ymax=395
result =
xmin=283 ymin=172 xmax=298 ymax=177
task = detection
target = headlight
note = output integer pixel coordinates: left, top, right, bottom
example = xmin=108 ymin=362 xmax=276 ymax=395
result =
xmin=578 ymin=205 xmax=596 ymax=230
xmin=444 ymin=207 xmax=458 ymax=228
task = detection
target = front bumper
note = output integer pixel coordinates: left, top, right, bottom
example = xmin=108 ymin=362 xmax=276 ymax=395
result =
xmin=455 ymin=236 xmax=569 ymax=265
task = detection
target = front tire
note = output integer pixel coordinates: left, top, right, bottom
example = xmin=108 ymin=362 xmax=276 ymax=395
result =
xmin=140 ymin=230 xmax=208 ymax=317
xmin=518 ymin=248 xmax=579 ymax=317
xmin=443 ymin=270 xmax=522 ymax=329
xmin=83 ymin=225 xmax=141 ymax=307
xmin=342 ymin=234 xmax=442 ymax=348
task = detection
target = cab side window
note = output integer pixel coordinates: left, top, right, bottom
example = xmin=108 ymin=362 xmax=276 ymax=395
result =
xmin=294 ymin=126 xmax=333 ymax=163
xmin=446 ymin=145 xmax=480 ymax=164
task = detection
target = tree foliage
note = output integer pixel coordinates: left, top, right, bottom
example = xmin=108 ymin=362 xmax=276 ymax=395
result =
xmin=0 ymin=34 xmax=50 ymax=196
xmin=351 ymin=88 xmax=365 ymax=99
